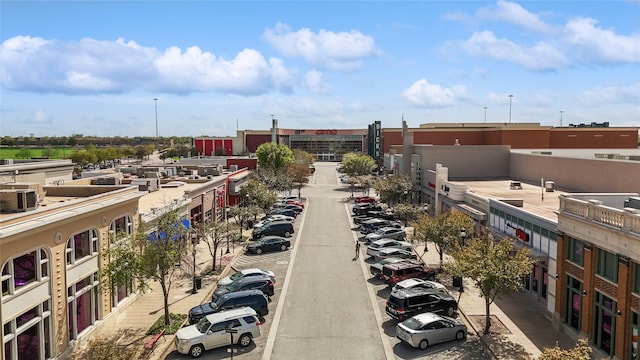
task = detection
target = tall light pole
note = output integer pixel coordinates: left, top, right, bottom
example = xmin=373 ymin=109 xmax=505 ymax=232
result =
xmin=153 ymin=98 xmax=159 ymax=141
xmin=508 ymin=95 xmax=514 ymax=123
xmin=484 ymin=106 xmax=488 ymax=123
xmin=560 ymin=110 xmax=564 ymax=126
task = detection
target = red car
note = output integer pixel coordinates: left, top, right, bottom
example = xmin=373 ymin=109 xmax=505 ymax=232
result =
xmin=355 ymin=196 xmax=376 ymax=203
xmin=285 ymin=200 xmax=304 ymax=209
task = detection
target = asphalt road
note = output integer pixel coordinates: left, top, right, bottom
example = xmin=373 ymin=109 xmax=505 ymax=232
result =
xmin=166 ymin=162 xmax=489 ymax=360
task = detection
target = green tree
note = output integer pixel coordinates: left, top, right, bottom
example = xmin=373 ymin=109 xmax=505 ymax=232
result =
xmin=393 ymin=202 xmax=421 ymax=227
xmin=373 ymin=174 xmax=412 ymax=205
xmin=534 ymin=338 xmax=591 ymax=360
xmin=255 ymin=142 xmax=294 ymax=171
xmin=240 ymin=178 xmax=278 ymax=212
xmin=287 ymin=162 xmax=311 ymax=197
xmin=41 ymin=146 xmax=60 ymax=159
xmin=229 ymin=205 xmax=261 ymax=239
xmin=70 ymin=149 xmax=98 ymax=167
xmin=14 ymin=147 xmax=33 ymax=159
xmin=341 ymin=152 xmax=376 ymax=176
xmin=195 ymin=221 xmax=238 ymax=270
xmin=412 ymin=210 xmax=474 ymax=267
xmin=101 ymin=209 xmax=189 ymax=326
xmin=292 ymin=148 xmax=315 ymax=165
xmin=446 ymin=233 xmax=534 ymax=334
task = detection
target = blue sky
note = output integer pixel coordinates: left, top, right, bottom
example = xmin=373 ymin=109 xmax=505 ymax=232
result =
xmin=1 ymin=1 xmax=639 ymax=137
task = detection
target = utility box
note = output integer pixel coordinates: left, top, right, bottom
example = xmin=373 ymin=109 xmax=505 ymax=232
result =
xmin=545 ymin=181 xmax=555 ymax=192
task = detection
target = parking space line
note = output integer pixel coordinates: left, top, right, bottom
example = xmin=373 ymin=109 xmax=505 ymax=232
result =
xmin=261 ymin=198 xmax=309 ymax=360
xmin=346 ymin=202 xmax=395 ymax=360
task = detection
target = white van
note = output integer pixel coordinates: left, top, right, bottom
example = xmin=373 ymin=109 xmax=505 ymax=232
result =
xmin=175 ymin=307 xmax=261 ymax=358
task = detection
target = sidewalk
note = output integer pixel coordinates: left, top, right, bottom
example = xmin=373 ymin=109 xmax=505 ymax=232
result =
xmin=73 ymin=231 xmax=251 ymax=359
xmin=418 ymin=242 xmax=577 ymax=360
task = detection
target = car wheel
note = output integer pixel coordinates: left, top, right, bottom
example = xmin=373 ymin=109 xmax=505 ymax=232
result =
xmin=256 ymin=248 xmax=263 ymax=255
xmin=446 ymin=306 xmax=455 ymax=317
xmin=419 ymin=339 xmax=429 ymax=350
xmin=456 ymin=330 xmax=466 ymax=340
xmin=280 ymin=244 xmax=287 ymax=251
xmin=189 ymin=344 xmax=204 ymax=358
xmin=238 ymin=333 xmax=253 ymax=347
xmin=284 ymin=231 xmax=291 ymax=237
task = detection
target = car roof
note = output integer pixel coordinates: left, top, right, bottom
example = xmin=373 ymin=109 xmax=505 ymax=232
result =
xmin=377 ymin=226 xmax=400 ymax=231
xmin=240 ymin=268 xmax=270 ymax=275
xmin=204 ymin=306 xmax=257 ymax=322
xmin=384 ymin=261 xmax=423 ymax=270
xmin=379 ymin=248 xmax=409 ymax=254
xmin=396 ymin=278 xmax=442 ymax=288
xmin=232 ymin=275 xmax=274 ymax=284
xmin=372 ymin=239 xmax=397 ymax=245
xmin=410 ymin=312 xmax=443 ymax=324
xmin=218 ymin=289 xmax=265 ymax=300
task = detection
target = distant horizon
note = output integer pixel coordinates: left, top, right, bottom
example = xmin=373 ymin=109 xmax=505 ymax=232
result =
xmin=2 ymin=1 xmax=639 ymax=137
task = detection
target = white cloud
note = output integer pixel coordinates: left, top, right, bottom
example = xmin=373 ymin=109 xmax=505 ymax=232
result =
xmin=32 ymin=109 xmax=52 ymax=124
xmin=458 ymin=31 xmax=569 ymax=71
xmin=304 ymin=69 xmax=331 ymax=94
xmin=402 ymin=79 xmax=468 ymax=107
xmin=477 ymin=0 xmax=556 ymax=35
xmin=0 ymin=36 xmax=296 ymax=95
xmin=562 ymin=17 xmax=640 ymax=64
xmin=580 ymin=82 xmax=640 ymax=106
xmin=262 ymin=22 xmax=379 ymax=70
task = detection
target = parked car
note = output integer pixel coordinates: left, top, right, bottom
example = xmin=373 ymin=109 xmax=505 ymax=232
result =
xmin=386 ymin=288 xmax=458 ymax=320
xmin=354 ymin=196 xmax=376 ymax=203
xmin=365 ymin=210 xmax=397 ymax=221
xmin=360 ymin=219 xmax=401 ymax=234
xmin=352 ymin=214 xmax=374 ymax=225
xmin=283 ymin=200 xmax=304 ymax=209
xmin=364 ymin=227 xmax=406 ymax=242
xmin=380 ymin=262 xmax=438 ymax=285
xmin=176 ymin=307 xmax=262 ymax=357
xmin=369 ymin=258 xmax=422 ymax=278
xmin=188 ymin=290 xmax=269 ymax=324
xmin=246 ymin=236 xmax=291 ymax=254
xmin=271 ymin=203 xmax=303 ymax=213
xmin=396 ymin=312 xmax=466 ymax=349
xmin=268 ymin=209 xmax=298 ymax=219
xmin=374 ymin=248 xmax=417 ymax=263
xmin=259 ymin=214 xmax=295 ymax=222
xmin=213 ymin=275 xmax=275 ymax=299
xmin=252 ymin=221 xmax=295 ymax=239
xmin=218 ymin=268 xmax=275 ymax=287
xmin=254 ymin=216 xmax=294 ymax=230
xmin=393 ymin=279 xmax=449 ymax=295
xmin=278 ymin=195 xmax=299 ymax=202
xmin=366 ymin=239 xmax=413 ymax=258
xmin=352 ymin=203 xmax=383 ymax=215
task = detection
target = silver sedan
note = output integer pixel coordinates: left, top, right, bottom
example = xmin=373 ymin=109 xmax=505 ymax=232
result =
xmin=396 ymin=312 xmax=467 ymax=350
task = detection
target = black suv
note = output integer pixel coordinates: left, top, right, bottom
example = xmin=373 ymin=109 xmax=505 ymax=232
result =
xmin=352 ymin=203 xmax=383 ymax=215
xmin=213 ymin=275 xmax=276 ymax=299
xmin=188 ymin=289 xmax=269 ymax=324
xmin=385 ymin=288 xmax=458 ymax=321
xmin=252 ymin=221 xmax=294 ymax=239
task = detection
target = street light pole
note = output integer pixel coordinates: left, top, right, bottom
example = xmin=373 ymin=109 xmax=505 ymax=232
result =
xmin=560 ymin=110 xmax=564 ymax=126
xmin=483 ymin=106 xmax=488 ymax=123
xmin=508 ymin=95 xmax=514 ymax=123
xmin=153 ymin=98 xmax=159 ymax=141
xmin=191 ymin=232 xmax=198 ymax=294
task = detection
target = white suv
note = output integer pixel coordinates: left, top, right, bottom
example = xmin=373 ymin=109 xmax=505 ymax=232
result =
xmin=175 ymin=307 xmax=261 ymax=358
xmin=366 ymin=239 xmax=413 ymax=258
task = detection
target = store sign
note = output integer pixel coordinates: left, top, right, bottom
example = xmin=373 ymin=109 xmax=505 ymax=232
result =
xmin=374 ymin=121 xmax=381 ymax=159
xmin=316 ymin=129 xmax=338 ymax=135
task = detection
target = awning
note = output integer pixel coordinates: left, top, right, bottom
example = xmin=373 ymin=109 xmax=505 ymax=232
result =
xmin=455 ymin=203 xmax=487 ymax=221
xmin=147 ymin=218 xmax=190 ymax=241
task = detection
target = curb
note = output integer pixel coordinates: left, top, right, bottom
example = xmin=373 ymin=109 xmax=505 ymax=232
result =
xmin=152 ymin=241 xmax=249 ymax=360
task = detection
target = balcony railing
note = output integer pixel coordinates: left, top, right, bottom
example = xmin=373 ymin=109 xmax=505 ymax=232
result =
xmin=559 ymin=195 xmax=640 ymax=235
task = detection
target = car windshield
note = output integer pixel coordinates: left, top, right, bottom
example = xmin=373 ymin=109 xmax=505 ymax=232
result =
xmin=196 ymin=317 xmax=212 ymax=333
xmin=374 ymin=229 xmax=386 ymax=235
xmin=402 ymin=317 xmax=425 ymax=330
xmin=229 ymin=272 xmax=244 ymax=281
xmin=226 ymin=281 xmax=241 ymax=291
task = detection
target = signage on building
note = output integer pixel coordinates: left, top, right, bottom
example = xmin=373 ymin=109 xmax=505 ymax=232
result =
xmin=316 ymin=129 xmax=338 ymax=135
xmin=374 ymin=121 xmax=381 ymax=159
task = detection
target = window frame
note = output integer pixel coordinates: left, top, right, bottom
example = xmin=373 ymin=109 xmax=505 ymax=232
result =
xmin=596 ymin=248 xmax=618 ymax=283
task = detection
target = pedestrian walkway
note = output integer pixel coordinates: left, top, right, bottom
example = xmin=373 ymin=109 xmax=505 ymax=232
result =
xmin=71 ymin=230 xmax=251 ymax=360
xmin=418 ymin=241 xmax=577 ymax=360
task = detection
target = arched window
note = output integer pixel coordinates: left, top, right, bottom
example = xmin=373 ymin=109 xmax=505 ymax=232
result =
xmin=66 ymin=229 xmax=99 ymax=265
xmin=2 ymin=249 xmax=52 ymax=360
xmin=109 ymin=215 xmax=133 ymax=243
xmin=2 ymin=249 xmax=49 ymax=296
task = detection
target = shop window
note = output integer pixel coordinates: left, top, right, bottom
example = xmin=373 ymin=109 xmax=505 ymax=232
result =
xmin=596 ymin=249 xmax=618 ymax=283
xmin=2 ymin=300 xmax=52 ymax=360
xmin=632 ymin=312 xmax=640 ymax=360
xmin=567 ymin=237 xmax=584 ymax=266
xmin=565 ymin=276 xmax=582 ymax=331
xmin=594 ymin=292 xmax=616 ymax=356
xmin=67 ymin=272 xmax=100 ymax=340
xmin=634 ymin=263 xmax=640 ymax=295
xmin=1 ymin=249 xmax=50 ymax=296
xmin=66 ymin=229 xmax=99 ymax=265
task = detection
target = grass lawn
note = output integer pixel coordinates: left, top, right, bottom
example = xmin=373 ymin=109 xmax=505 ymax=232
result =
xmin=0 ymin=147 xmax=75 ymax=159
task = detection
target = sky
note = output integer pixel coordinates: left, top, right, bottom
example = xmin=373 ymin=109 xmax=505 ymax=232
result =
xmin=1 ymin=1 xmax=639 ymax=138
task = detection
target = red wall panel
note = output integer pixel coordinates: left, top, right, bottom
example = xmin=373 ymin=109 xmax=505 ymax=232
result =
xmin=224 ymin=140 xmax=233 ymax=155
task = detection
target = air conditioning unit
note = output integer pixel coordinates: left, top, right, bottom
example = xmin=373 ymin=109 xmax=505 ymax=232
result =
xmin=545 ymin=181 xmax=555 ymax=192
xmin=0 ymin=190 xmax=37 ymax=213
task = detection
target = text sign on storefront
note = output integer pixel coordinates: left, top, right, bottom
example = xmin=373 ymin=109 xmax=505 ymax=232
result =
xmin=374 ymin=121 xmax=381 ymax=159
xmin=316 ymin=129 xmax=338 ymax=135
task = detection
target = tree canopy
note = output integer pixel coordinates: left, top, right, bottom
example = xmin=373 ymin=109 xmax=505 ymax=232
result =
xmin=373 ymin=174 xmax=412 ymax=205
xmin=446 ymin=233 xmax=534 ymax=334
xmin=255 ymin=142 xmax=294 ymax=171
xmin=411 ymin=210 xmax=474 ymax=267
xmin=341 ymin=152 xmax=377 ymax=176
